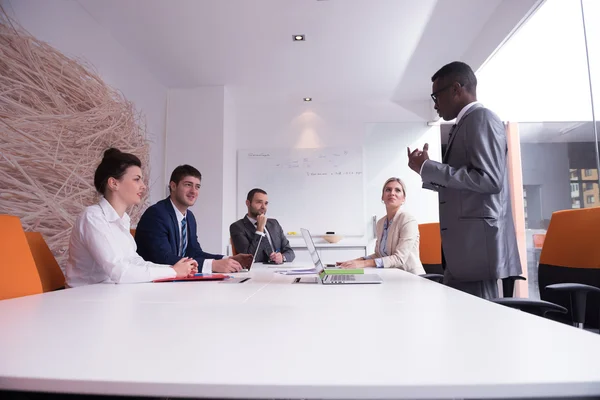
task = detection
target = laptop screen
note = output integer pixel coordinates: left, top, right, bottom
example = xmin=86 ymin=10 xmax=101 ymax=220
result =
xmin=300 ymin=228 xmax=325 ymax=275
xmin=250 ymin=232 xmax=264 ymax=267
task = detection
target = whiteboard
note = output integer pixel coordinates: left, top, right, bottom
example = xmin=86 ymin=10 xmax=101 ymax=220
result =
xmin=237 ymin=147 xmax=365 ymax=236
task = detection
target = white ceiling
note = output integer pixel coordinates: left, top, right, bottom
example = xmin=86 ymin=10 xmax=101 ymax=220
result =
xmin=77 ymin=0 xmax=540 ymax=119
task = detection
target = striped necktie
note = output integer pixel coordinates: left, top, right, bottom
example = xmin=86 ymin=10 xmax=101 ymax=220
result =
xmin=180 ymin=217 xmax=188 ymax=257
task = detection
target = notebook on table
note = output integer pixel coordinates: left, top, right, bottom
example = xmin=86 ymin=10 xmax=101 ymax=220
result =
xmin=153 ymin=273 xmax=229 ymax=283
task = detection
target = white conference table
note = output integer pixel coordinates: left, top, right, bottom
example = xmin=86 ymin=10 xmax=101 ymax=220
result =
xmin=1 ymin=263 xmax=600 ymax=399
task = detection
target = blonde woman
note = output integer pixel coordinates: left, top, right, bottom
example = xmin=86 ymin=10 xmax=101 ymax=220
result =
xmin=337 ymin=177 xmax=425 ymax=274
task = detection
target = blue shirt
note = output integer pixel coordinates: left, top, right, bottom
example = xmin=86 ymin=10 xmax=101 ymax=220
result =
xmin=365 ymin=217 xmax=392 ymax=268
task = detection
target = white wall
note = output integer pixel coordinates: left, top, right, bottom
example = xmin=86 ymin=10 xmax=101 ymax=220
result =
xmin=234 ymin=100 xmax=440 ymax=251
xmin=166 ymin=86 xmax=230 ymax=254
xmin=3 ymin=0 xmax=168 ymax=203
xmin=234 ymin=100 xmax=421 ymax=150
xmin=364 ymin=123 xmax=441 ymax=229
xmin=222 ymin=89 xmax=237 ymax=254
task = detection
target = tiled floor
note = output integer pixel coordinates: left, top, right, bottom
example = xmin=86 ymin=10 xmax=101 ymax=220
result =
xmin=527 ymin=261 xmax=540 ymax=299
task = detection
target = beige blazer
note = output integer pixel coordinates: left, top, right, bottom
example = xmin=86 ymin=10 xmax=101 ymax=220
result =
xmin=368 ymin=209 xmax=425 ymax=275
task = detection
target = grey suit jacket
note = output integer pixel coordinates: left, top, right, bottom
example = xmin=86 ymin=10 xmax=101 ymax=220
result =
xmin=229 ymin=216 xmax=295 ymax=263
xmin=421 ymin=104 xmax=522 ymax=282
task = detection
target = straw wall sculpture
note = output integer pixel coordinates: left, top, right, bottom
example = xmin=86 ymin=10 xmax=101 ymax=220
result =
xmin=0 ymin=10 xmax=151 ymax=267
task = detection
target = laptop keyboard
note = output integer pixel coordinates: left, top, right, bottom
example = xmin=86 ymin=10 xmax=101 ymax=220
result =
xmin=330 ymin=274 xmax=356 ymax=283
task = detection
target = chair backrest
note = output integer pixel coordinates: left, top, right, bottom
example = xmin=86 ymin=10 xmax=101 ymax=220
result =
xmin=24 ymin=232 xmax=65 ymax=292
xmin=130 ymin=229 xmax=136 ymax=237
xmin=418 ymin=223 xmax=442 ymax=274
xmin=0 ymin=215 xmax=43 ymax=300
xmin=539 ymin=208 xmax=600 ymax=328
xmin=230 ymin=237 xmax=238 ymax=256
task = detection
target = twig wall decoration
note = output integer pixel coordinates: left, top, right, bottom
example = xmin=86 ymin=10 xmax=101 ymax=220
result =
xmin=0 ymin=8 xmax=151 ymax=268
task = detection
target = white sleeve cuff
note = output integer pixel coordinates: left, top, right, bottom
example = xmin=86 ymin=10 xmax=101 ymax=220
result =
xmin=419 ymin=159 xmax=428 ymax=176
xmin=156 ymin=267 xmax=177 ymax=279
xmin=255 ymin=231 xmax=265 ymax=236
xmin=202 ymin=259 xmax=213 ymax=273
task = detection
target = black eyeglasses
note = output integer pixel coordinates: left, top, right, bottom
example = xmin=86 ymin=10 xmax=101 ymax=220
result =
xmin=430 ymin=82 xmax=461 ymax=103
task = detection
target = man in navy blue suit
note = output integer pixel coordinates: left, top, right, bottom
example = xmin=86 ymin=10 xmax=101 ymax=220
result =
xmin=136 ymin=165 xmax=252 ymax=273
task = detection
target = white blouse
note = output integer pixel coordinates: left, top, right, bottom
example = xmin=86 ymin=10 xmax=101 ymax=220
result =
xmin=65 ymin=197 xmax=176 ymax=287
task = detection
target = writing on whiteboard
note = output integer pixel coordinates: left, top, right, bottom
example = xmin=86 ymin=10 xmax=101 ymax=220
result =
xmin=248 ymin=149 xmax=357 ymax=172
xmin=238 ymin=146 xmax=365 ymax=236
xmin=248 ymin=152 xmax=272 ymax=158
xmin=307 ymin=171 xmax=362 ymax=177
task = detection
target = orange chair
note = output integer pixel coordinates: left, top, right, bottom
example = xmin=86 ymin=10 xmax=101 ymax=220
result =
xmin=538 ymin=208 xmax=600 ymax=329
xmin=418 ymin=223 xmax=442 ymax=274
xmin=0 ymin=215 xmax=43 ymax=300
xmin=25 ymin=232 xmax=65 ymax=292
xmin=130 ymin=228 xmax=136 ymax=237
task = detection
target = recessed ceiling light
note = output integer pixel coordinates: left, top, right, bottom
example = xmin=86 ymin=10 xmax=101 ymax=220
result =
xmin=303 ymin=97 xmax=312 ymax=102
xmin=293 ymin=35 xmax=305 ymax=41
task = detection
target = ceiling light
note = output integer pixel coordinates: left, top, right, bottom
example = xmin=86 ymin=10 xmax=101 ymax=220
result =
xmin=293 ymin=35 xmax=305 ymax=41
xmin=303 ymin=97 xmax=312 ymax=102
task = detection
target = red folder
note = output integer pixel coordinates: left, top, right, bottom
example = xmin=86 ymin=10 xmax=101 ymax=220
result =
xmin=153 ymin=273 xmax=229 ymax=283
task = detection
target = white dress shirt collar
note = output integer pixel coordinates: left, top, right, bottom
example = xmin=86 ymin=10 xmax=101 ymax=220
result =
xmin=169 ymin=198 xmax=219 ymax=272
xmin=246 ymin=214 xmax=257 ymax=226
xmin=170 ymin=198 xmax=186 ymax=225
xmin=98 ymin=196 xmax=129 ymax=225
xmin=456 ymin=101 xmax=480 ymax=125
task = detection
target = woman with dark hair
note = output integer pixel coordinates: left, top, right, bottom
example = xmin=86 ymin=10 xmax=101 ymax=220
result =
xmin=336 ymin=177 xmax=425 ymax=274
xmin=65 ymin=148 xmax=197 ymax=287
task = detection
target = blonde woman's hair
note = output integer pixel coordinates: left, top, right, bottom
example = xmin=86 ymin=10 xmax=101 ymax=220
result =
xmin=381 ymin=177 xmax=406 ymax=200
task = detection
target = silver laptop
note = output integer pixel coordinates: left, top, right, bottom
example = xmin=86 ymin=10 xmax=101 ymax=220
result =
xmin=300 ymin=228 xmax=383 ymax=285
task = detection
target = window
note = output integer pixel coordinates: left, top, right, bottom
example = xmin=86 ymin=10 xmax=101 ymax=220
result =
xmin=476 ymin=0 xmax=600 ymax=300
xmin=586 ymin=195 xmax=595 ymax=204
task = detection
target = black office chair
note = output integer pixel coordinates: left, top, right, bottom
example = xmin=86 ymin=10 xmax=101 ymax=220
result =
xmin=493 ymin=209 xmax=600 ymax=331
xmin=537 ymin=209 xmax=600 ymax=330
xmin=545 ymin=283 xmax=600 ymax=329
xmin=420 ymin=273 xmax=444 ymax=283
xmin=502 ymin=275 xmax=526 ymax=298
xmin=491 ymin=297 xmax=567 ymax=318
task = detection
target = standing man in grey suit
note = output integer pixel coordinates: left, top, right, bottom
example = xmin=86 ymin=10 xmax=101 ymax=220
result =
xmin=407 ymin=61 xmax=521 ymax=299
xmin=230 ymin=188 xmax=295 ymax=264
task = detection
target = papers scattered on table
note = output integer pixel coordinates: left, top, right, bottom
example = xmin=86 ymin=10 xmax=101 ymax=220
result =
xmin=275 ymin=268 xmax=317 ymax=275
xmin=267 ymin=264 xmax=313 ymax=269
